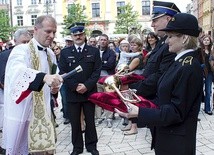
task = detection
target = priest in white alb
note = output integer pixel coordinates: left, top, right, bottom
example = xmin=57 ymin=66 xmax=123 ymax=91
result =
xmin=3 ymin=15 xmax=63 ymax=155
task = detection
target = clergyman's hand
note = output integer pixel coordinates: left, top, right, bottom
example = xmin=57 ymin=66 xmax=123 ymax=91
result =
xmin=43 ymin=74 xmax=63 ymax=87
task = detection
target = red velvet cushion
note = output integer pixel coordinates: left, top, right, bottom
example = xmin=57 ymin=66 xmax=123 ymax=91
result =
xmin=98 ymin=74 xmax=145 ymax=85
xmin=119 ymin=73 xmax=145 ymax=85
xmin=98 ymin=76 xmax=108 ymax=84
xmin=88 ymin=91 xmax=157 ymax=113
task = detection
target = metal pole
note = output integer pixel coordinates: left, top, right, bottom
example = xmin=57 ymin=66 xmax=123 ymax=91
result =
xmin=9 ymin=0 xmax=13 ymax=27
xmin=53 ymin=0 xmax=56 ymax=18
xmin=46 ymin=0 xmax=49 ymax=15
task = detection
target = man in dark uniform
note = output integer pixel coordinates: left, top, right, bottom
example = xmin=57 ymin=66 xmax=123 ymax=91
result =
xmin=59 ymin=23 xmax=101 ymax=155
xmin=127 ymin=0 xmax=181 ymax=149
xmin=130 ymin=1 xmax=180 ymax=99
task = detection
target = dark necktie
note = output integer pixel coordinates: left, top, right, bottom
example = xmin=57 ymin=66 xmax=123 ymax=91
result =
xmin=78 ymin=47 xmax=81 ymax=53
xmin=38 ymin=46 xmax=47 ymax=52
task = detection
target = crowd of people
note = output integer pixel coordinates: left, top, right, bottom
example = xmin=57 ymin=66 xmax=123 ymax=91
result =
xmin=0 ymin=0 xmax=214 ymax=155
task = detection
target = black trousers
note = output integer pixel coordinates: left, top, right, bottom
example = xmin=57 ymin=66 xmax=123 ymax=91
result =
xmin=68 ymin=101 xmax=98 ymax=152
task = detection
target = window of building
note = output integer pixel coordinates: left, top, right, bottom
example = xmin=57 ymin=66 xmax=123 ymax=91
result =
xmin=17 ymin=16 xmax=23 ymax=26
xmin=31 ymin=15 xmax=37 ymax=25
xmin=44 ymin=0 xmax=52 ymax=4
xmin=92 ymin=3 xmax=100 ymax=18
xmin=17 ymin=0 xmax=22 ymax=5
xmin=142 ymin=0 xmax=150 ymax=15
xmin=31 ymin=0 xmax=37 ymax=5
xmin=117 ymin=1 xmax=125 ymax=15
xmin=0 ymin=0 xmax=8 ymax=4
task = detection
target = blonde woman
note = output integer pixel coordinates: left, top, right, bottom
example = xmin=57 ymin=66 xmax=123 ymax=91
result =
xmin=121 ymin=37 xmax=144 ymax=135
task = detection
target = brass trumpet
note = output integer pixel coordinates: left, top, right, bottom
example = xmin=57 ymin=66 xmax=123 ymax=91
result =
xmin=103 ymin=75 xmax=141 ymax=103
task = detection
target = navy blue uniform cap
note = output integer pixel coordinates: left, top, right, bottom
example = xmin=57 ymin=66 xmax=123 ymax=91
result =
xmin=152 ymin=1 xmax=180 ymax=20
xmin=68 ymin=22 xmax=85 ymax=35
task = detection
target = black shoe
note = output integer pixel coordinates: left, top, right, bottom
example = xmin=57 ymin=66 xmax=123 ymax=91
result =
xmin=0 ymin=146 xmax=6 ymax=154
xmin=88 ymin=149 xmax=99 ymax=155
xmin=122 ymin=118 xmax=129 ymax=126
xmin=64 ymin=119 xmax=70 ymax=125
xmin=112 ymin=112 xmax=116 ymax=120
xmin=54 ymin=122 xmax=59 ymax=128
xmin=70 ymin=150 xmax=83 ymax=155
xmin=205 ymin=111 xmax=213 ymax=115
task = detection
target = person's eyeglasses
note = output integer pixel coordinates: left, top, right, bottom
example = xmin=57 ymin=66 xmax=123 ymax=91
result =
xmin=54 ymin=48 xmax=59 ymax=51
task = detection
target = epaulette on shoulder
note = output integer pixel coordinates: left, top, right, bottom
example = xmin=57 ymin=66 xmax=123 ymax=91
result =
xmin=180 ymin=56 xmax=193 ymax=66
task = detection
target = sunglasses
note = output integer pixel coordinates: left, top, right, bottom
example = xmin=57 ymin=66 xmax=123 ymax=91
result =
xmin=54 ymin=47 xmax=59 ymax=51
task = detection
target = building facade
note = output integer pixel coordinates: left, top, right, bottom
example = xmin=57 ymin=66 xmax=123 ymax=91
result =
xmin=66 ymin=0 xmax=152 ymax=38
xmin=11 ymin=0 xmax=214 ymax=41
xmin=10 ymin=0 xmax=64 ymax=41
xmin=8 ymin=0 xmax=153 ymax=41
xmin=189 ymin=0 xmax=214 ymax=37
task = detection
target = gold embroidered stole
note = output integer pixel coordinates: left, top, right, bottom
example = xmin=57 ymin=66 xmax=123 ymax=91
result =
xmin=28 ymin=40 xmax=55 ymax=153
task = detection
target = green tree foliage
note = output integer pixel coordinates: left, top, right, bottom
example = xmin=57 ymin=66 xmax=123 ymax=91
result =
xmin=0 ymin=10 xmax=15 ymax=42
xmin=114 ymin=3 xmax=141 ymax=34
xmin=62 ymin=4 xmax=88 ymax=36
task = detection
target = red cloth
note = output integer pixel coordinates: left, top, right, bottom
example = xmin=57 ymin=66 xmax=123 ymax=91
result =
xmin=142 ymin=49 xmax=148 ymax=57
xmin=16 ymin=89 xmax=32 ymax=104
xmin=98 ymin=74 xmax=145 ymax=85
xmin=98 ymin=76 xmax=107 ymax=84
xmin=88 ymin=91 xmax=157 ymax=113
xmin=119 ymin=73 xmax=145 ymax=85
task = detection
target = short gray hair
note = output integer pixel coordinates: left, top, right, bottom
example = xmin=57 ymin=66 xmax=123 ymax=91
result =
xmin=13 ymin=28 xmax=31 ymax=41
xmin=35 ymin=15 xmax=57 ymax=28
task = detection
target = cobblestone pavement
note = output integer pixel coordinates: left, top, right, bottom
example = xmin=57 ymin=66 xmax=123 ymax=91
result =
xmin=55 ymin=103 xmax=214 ymax=155
xmin=1 ymin=103 xmax=214 ymax=155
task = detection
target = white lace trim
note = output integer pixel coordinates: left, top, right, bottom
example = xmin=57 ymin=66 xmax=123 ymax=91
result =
xmin=11 ymin=69 xmax=36 ymax=102
xmin=7 ymin=146 xmax=29 ymax=155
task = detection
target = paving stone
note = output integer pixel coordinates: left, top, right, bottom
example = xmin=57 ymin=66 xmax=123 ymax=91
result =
xmin=1 ymin=102 xmax=214 ymax=154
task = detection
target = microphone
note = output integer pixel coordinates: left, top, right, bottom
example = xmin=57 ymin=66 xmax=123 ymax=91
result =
xmin=61 ymin=65 xmax=83 ymax=80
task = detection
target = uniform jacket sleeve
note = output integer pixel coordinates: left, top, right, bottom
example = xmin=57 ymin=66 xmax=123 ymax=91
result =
xmin=137 ymin=62 xmax=203 ymax=127
xmin=130 ymin=43 xmax=176 ymax=98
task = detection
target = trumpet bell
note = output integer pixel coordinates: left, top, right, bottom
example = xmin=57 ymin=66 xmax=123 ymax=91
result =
xmin=103 ymin=75 xmax=121 ymax=92
xmin=103 ymin=75 xmax=141 ymax=103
